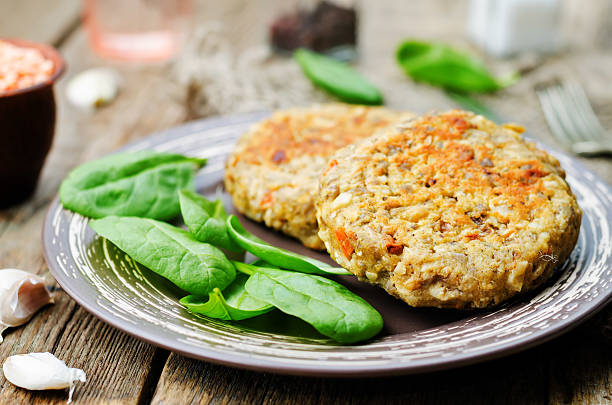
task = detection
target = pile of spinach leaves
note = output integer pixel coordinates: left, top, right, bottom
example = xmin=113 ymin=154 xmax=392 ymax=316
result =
xmin=60 ymin=150 xmax=383 ymax=344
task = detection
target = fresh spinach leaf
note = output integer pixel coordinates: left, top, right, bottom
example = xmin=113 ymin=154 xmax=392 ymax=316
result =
xmin=396 ymin=40 xmax=518 ymax=93
xmin=294 ymin=49 xmax=383 ymax=105
xmin=180 ymin=273 xmax=273 ymax=321
xmin=90 ymin=216 xmax=235 ymax=296
xmin=250 ymin=259 xmax=279 ymax=268
xmin=445 ymin=91 xmax=502 ymax=123
xmin=233 ymin=261 xmax=277 ymax=276
xmin=226 ymin=215 xmax=350 ymax=275
xmin=240 ymin=265 xmax=383 ymax=344
xmin=60 ymin=150 xmax=207 ymax=220
xmin=179 ymin=190 xmax=244 ymax=253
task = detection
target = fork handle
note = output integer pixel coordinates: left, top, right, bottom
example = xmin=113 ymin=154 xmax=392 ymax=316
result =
xmin=571 ymin=140 xmax=612 ymax=157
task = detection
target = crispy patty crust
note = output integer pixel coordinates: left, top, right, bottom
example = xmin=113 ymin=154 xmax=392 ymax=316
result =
xmin=225 ymin=104 xmax=412 ymax=249
xmin=316 ymin=110 xmax=581 ymax=308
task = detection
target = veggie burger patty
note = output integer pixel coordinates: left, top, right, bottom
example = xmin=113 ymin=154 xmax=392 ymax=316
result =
xmin=316 ymin=110 xmax=581 ymax=308
xmin=225 ymin=104 xmax=412 ymax=250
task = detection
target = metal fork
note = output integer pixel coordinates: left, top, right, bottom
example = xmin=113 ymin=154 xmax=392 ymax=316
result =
xmin=536 ymin=80 xmax=612 ymax=156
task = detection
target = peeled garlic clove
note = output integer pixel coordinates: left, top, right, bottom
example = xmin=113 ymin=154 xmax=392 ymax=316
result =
xmin=66 ymin=68 xmax=120 ymax=110
xmin=3 ymin=352 xmax=86 ymax=403
xmin=0 ymin=269 xmax=53 ymax=342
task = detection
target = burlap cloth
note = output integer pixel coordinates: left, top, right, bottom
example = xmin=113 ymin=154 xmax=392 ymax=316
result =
xmin=172 ymin=23 xmax=329 ymax=120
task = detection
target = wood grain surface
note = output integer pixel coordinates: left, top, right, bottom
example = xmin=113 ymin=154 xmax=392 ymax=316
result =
xmin=0 ymin=1 xmax=610 ymax=404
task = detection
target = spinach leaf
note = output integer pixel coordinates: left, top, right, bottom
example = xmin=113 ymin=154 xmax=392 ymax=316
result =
xmin=294 ymin=49 xmax=383 ymax=105
xmin=445 ymin=91 xmax=502 ymax=123
xmin=396 ymin=40 xmax=518 ymax=93
xmin=180 ymin=273 xmax=273 ymax=321
xmin=227 ymin=215 xmax=350 ymax=275
xmin=233 ymin=261 xmax=278 ymax=276
xmin=60 ymin=150 xmax=207 ymax=220
xmin=241 ymin=265 xmax=383 ymax=344
xmin=179 ymin=190 xmax=244 ymax=253
xmin=90 ymin=216 xmax=235 ymax=296
xmin=250 ymin=259 xmax=279 ymax=268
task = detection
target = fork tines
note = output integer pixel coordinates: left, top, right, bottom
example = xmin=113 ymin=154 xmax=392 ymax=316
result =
xmin=536 ymin=80 xmax=612 ymax=156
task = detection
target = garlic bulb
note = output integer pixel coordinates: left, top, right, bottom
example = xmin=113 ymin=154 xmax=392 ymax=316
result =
xmin=0 ymin=269 xmax=53 ymax=343
xmin=3 ymin=352 xmax=86 ymax=404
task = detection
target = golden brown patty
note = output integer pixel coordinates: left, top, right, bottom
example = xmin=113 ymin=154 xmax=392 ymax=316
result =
xmin=316 ymin=110 xmax=581 ymax=308
xmin=225 ymin=104 xmax=413 ymax=249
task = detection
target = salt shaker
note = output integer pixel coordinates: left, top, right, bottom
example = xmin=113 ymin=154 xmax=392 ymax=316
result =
xmin=467 ymin=0 xmax=563 ymax=57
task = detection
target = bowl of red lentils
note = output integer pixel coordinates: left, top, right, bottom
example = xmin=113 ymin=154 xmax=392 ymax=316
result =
xmin=0 ymin=39 xmax=65 ymax=208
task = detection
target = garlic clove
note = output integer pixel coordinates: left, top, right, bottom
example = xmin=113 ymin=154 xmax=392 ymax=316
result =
xmin=1 ymin=277 xmax=54 ymax=326
xmin=0 ymin=269 xmax=39 ymax=292
xmin=0 ymin=269 xmax=53 ymax=343
xmin=3 ymin=353 xmax=86 ymax=404
xmin=66 ymin=68 xmax=120 ymax=111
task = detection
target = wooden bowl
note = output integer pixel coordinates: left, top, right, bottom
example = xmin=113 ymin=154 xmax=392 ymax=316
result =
xmin=0 ymin=38 xmax=65 ymax=208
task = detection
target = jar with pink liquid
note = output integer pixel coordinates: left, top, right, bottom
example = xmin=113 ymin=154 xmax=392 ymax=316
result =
xmin=84 ymin=0 xmax=193 ymax=62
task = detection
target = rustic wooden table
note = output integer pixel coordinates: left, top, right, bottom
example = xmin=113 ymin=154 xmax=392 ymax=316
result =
xmin=1 ymin=1 xmax=611 ymax=404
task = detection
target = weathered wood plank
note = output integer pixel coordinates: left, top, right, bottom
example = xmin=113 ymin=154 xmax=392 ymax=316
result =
xmin=0 ymin=0 xmax=80 ymax=46
xmin=548 ymin=306 xmax=612 ymax=405
xmin=151 ymin=347 xmax=548 ymax=405
xmin=151 ymin=310 xmax=611 ymax=405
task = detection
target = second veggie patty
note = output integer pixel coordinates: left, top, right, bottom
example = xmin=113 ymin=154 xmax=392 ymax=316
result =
xmin=224 ymin=104 xmax=413 ymax=250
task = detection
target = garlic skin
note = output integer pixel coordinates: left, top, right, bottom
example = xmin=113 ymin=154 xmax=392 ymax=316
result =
xmin=3 ymin=352 xmax=86 ymax=404
xmin=0 ymin=269 xmax=54 ymax=343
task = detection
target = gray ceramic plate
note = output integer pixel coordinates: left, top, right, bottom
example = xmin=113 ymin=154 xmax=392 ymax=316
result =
xmin=43 ymin=112 xmax=612 ymax=377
